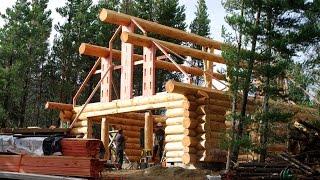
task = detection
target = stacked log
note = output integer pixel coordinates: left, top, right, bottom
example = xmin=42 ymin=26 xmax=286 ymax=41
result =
xmin=61 ymin=138 xmax=102 ymax=157
xmin=194 ymin=93 xmax=228 ymax=163
xmin=0 ymin=155 xmax=104 ymax=178
xmin=71 ymin=111 xmax=170 ymax=162
xmin=73 ymin=92 xmax=189 ymax=120
xmin=180 ymin=95 xmax=200 ymax=164
xmin=165 ymin=94 xmax=195 ymax=163
xmin=165 ymin=81 xmax=230 ymax=164
xmin=110 ymin=113 xmax=144 ymax=161
xmin=70 ymin=113 xmax=144 ymax=161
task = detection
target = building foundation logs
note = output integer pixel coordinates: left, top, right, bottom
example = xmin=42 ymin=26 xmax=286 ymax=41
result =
xmin=165 ymin=80 xmax=233 ymax=165
xmin=47 ymin=80 xmax=319 ymax=165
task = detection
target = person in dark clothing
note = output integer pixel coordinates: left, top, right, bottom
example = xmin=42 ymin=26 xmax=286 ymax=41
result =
xmin=152 ymin=123 xmax=165 ymax=162
xmin=115 ymin=129 xmax=125 ymax=169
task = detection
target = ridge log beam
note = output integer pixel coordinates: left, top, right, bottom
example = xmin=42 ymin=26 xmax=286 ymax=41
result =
xmin=121 ymin=32 xmax=225 ymax=64
xmin=99 ymin=9 xmax=222 ymax=49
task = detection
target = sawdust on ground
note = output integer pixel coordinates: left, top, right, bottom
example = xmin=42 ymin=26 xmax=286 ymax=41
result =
xmin=102 ymin=165 xmax=219 ymax=180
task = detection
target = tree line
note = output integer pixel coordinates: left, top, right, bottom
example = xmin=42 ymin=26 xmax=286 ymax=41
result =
xmin=222 ymin=0 xmax=320 ymax=168
xmin=0 ymin=0 xmax=211 ymax=128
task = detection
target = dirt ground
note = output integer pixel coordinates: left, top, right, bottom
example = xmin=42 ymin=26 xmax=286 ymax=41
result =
xmin=102 ymin=165 xmax=221 ymax=180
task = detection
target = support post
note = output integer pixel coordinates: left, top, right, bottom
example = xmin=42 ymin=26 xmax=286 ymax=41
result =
xmin=120 ymin=24 xmax=135 ymax=99
xmin=101 ymin=57 xmax=112 ymax=102
xmin=143 ymin=45 xmax=156 ymax=96
xmin=101 ymin=118 xmax=109 ymax=159
xmin=84 ymin=119 xmax=93 ymax=139
xmin=144 ymin=112 xmax=153 ymax=151
xmin=204 ymin=47 xmax=214 ymax=88
xmin=100 ymin=56 xmax=112 ymax=159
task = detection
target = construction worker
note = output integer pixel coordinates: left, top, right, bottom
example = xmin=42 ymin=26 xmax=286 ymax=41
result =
xmin=115 ymin=129 xmax=125 ymax=169
xmin=152 ymin=122 xmax=165 ymax=162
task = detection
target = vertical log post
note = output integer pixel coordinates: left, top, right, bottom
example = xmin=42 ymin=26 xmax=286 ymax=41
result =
xmin=101 ymin=56 xmax=112 ymax=102
xmin=100 ymin=55 xmax=112 ymax=159
xmin=120 ymin=24 xmax=135 ymax=99
xmin=203 ymin=47 xmax=213 ymax=88
xmin=144 ymin=112 xmax=153 ymax=151
xmin=101 ymin=118 xmax=109 ymax=159
xmin=85 ymin=119 xmax=93 ymax=139
xmin=143 ymin=45 xmax=156 ymax=96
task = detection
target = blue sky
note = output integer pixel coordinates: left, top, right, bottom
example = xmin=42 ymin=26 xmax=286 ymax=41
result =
xmin=0 ymin=0 xmax=227 ymax=42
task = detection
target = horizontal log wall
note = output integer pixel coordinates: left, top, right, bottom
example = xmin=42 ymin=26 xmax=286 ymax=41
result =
xmin=164 ymin=91 xmax=229 ymax=165
xmin=71 ymin=113 xmax=148 ymax=162
xmin=164 ymin=81 xmax=235 ymax=165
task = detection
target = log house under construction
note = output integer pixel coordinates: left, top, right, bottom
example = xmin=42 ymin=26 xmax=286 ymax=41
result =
xmin=45 ymin=9 xmax=319 ymax=167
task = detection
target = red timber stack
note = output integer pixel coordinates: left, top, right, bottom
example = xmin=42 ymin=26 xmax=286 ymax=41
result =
xmin=0 ymin=155 xmax=104 ymax=178
xmin=61 ymin=138 xmax=102 ymax=157
xmin=0 ymin=138 xmax=105 ymax=178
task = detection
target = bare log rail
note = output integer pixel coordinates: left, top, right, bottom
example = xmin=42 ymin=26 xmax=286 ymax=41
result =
xmin=99 ymin=9 xmax=222 ymax=49
xmin=45 ymin=102 xmax=73 ymax=111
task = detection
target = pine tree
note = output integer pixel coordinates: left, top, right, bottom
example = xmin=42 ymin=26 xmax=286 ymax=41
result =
xmin=223 ymin=0 xmax=311 ymax=166
xmin=222 ymin=0 xmax=262 ymax=169
xmin=53 ymin=0 xmax=120 ymax=109
xmin=189 ymin=0 xmax=211 ymax=85
xmin=190 ymin=0 xmax=210 ymax=38
xmin=255 ymin=0 xmax=307 ymax=162
xmin=297 ymin=0 xmax=320 ymax=103
xmin=120 ymin=0 xmax=136 ymax=14
xmin=133 ymin=0 xmax=154 ymax=20
xmin=154 ymin=0 xmax=187 ymax=92
xmin=0 ymin=0 xmax=52 ymax=127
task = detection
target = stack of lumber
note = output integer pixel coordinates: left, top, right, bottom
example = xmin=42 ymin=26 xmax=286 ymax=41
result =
xmin=0 ymin=155 xmax=21 ymax=172
xmin=61 ymin=138 xmax=102 ymax=157
xmin=20 ymin=156 xmax=104 ymax=178
xmin=0 ymin=155 xmax=104 ymax=178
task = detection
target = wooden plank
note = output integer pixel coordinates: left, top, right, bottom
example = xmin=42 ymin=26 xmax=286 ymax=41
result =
xmin=19 ymin=156 xmax=103 ymax=178
xmin=0 ymin=128 xmax=70 ymax=135
xmin=61 ymin=138 xmax=102 ymax=157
